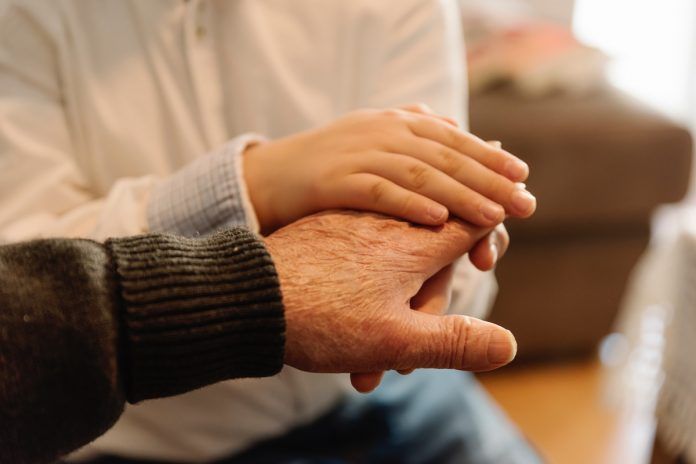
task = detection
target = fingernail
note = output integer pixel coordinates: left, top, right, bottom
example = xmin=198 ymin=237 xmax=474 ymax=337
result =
xmin=480 ymin=203 xmax=504 ymax=223
xmin=487 ymin=330 xmax=517 ymax=365
xmin=504 ymin=159 xmax=529 ymax=181
xmin=487 ymin=140 xmax=502 ymax=149
xmin=510 ymin=189 xmax=536 ymax=215
xmin=428 ymin=204 xmax=448 ymax=222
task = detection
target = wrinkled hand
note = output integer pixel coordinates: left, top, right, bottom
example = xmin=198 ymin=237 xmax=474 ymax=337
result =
xmin=350 ymin=222 xmax=510 ymax=392
xmin=245 ymin=105 xmax=535 ymax=235
xmin=264 ymin=211 xmax=517 ymax=387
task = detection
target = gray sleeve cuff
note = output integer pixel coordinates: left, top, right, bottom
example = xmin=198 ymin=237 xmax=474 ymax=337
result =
xmin=147 ymin=135 xmax=264 ymax=237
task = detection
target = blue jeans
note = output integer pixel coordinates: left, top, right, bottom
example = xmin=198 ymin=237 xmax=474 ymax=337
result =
xmin=91 ymin=370 xmax=541 ymax=464
xmin=223 ymin=370 xmax=541 ymax=464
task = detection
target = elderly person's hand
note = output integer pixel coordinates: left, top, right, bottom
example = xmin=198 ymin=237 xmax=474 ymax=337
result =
xmin=264 ymin=212 xmax=516 ymax=392
xmin=352 ymin=222 xmax=510 ymax=392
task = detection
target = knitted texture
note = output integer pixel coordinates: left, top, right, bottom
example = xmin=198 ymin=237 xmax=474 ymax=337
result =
xmin=106 ymin=229 xmax=285 ymax=403
xmin=0 ymin=229 xmax=284 ymax=463
xmin=0 ymin=238 xmax=124 ymax=464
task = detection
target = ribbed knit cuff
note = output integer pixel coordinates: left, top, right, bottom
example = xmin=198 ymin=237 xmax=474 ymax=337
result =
xmin=105 ymin=229 xmax=285 ymax=403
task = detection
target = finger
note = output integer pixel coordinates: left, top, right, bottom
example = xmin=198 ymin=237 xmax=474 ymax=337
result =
xmin=406 ymin=116 xmax=529 ymax=182
xmin=398 ymin=103 xmax=459 ymax=127
xmin=331 ymin=213 xmax=492 ymax=281
xmin=415 ymin=220 xmax=493 ymax=279
xmin=350 ymin=371 xmax=385 ymax=393
xmin=411 ymin=265 xmax=454 ymax=314
xmin=359 ymin=153 xmax=506 ymax=226
xmin=398 ymin=265 xmax=454 ymax=377
xmin=337 ymin=173 xmax=449 ymax=226
xmin=404 ymin=266 xmax=455 ymax=378
xmin=493 ymin=223 xmax=510 ymax=257
xmin=469 ymin=224 xmax=510 ymax=271
xmin=387 ymin=138 xmax=536 ymax=218
xmin=396 ymin=313 xmax=517 ymax=372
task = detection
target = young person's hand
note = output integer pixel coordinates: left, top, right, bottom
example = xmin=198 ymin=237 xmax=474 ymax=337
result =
xmin=244 ymin=105 xmax=535 ymax=235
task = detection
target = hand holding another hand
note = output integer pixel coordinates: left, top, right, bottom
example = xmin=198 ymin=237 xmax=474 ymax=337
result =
xmin=245 ymin=105 xmax=536 ymax=235
xmin=351 ymin=221 xmax=510 ymax=392
xmin=264 ymin=212 xmax=517 ymax=389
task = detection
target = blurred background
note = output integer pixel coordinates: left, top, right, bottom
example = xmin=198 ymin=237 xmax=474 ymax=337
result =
xmin=461 ymin=0 xmax=696 ymax=463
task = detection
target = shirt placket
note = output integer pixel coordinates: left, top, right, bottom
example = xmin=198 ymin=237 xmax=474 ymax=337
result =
xmin=182 ymin=0 xmax=227 ymax=149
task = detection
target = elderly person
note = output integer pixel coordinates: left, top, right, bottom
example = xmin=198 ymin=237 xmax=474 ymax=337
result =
xmin=2 ymin=213 xmax=516 ymax=464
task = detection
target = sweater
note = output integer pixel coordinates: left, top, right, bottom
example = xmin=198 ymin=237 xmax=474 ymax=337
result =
xmin=0 ymin=3 xmax=480 ymax=459
xmin=0 ymin=229 xmax=285 ymax=464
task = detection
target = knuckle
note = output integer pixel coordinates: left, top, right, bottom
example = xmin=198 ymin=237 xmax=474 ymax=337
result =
xmin=381 ymin=108 xmax=403 ymax=119
xmin=410 ymin=102 xmax=431 ymax=113
xmin=438 ymin=147 xmax=461 ymax=176
xmin=380 ymin=109 xmax=412 ymax=130
xmin=441 ymin=126 xmax=459 ymax=148
xmin=369 ymin=179 xmax=387 ymax=204
xmin=407 ymin=163 xmax=429 ymax=190
xmin=398 ymin=193 xmax=416 ymax=218
xmin=439 ymin=316 xmax=471 ymax=369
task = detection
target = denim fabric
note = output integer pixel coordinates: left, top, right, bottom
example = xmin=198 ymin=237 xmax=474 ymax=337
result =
xmin=87 ymin=370 xmax=541 ymax=464
xmin=222 ymin=370 xmax=542 ymax=464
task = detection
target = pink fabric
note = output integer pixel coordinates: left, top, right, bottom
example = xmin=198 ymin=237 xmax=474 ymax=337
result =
xmin=468 ymin=23 xmax=580 ymax=81
xmin=460 ymin=6 xmax=607 ymax=96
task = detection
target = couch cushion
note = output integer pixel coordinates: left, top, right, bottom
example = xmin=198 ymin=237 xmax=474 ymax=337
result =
xmin=490 ymin=231 xmax=649 ymax=360
xmin=470 ymin=88 xmax=692 ymax=237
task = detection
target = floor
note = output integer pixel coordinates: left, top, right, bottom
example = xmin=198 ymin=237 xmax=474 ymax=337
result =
xmin=478 ymin=358 xmax=657 ymax=464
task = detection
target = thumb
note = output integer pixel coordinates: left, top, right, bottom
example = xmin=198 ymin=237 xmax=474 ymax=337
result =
xmin=397 ymin=312 xmax=517 ymax=372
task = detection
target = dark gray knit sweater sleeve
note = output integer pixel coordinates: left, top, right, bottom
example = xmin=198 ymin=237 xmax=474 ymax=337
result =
xmin=0 ymin=229 xmax=284 ymax=464
xmin=105 ymin=228 xmax=285 ymax=402
xmin=0 ymin=238 xmax=124 ymax=464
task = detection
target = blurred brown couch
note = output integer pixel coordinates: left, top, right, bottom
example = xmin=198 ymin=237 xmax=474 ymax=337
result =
xmin=470 ymin=87 xmax=693 ymax=361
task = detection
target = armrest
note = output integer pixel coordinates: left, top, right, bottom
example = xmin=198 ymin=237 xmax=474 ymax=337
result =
xmin=470 ymin=88 xmax=692 ymax=237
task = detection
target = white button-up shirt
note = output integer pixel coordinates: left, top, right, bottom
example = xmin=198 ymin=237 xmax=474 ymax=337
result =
xmin=0 ymin=0 xmax=494 ymax=461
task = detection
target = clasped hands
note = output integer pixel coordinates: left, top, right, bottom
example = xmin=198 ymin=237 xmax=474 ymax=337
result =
xmin=246 ymin=104 xmax=536 ymax=392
